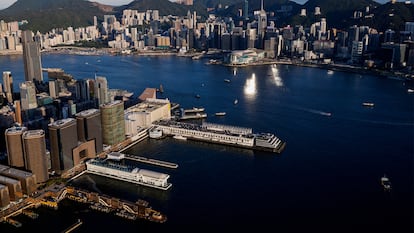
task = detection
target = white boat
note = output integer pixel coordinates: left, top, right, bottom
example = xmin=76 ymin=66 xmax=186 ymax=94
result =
xmin=327 ymin=70 xmax=334 ymax=75
xmin=215 ymin=112 xmax=226 ymax=116
xmin=234 ymin=99 xmax=238 ymax=105
xmin=381 ymin=175 xmax=392 ymax=191
xmin=224 ymin=79 xmax=231 ymax=83
xmin=408 ymin=89 xmax=414 ymax=93
xmin=362 ymin=102 xmax=374 ymax=107
xmin=173 ymin=135 xmax=187 ymax=140
xmin=184 ymin=107 xmax=205 ymax=113
xmin=149 ymin=127 xmax=163 ymax=139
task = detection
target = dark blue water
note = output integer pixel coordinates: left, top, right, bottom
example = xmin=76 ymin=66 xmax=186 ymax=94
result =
xmin=0 ymin=54 xmax=413 ymax=232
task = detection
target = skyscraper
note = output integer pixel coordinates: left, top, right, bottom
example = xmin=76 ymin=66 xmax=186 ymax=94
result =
xmin=48 ymin=118 xmax=78 ymax=174
xmin=22 ymin=30 xmax=43 ymax=82
xmin=22 ymin=130 xmax=48 ymax=183
xmin=258 ymin=0 xmax=267 ymax=38
xmin=94 ymin=76 xmax=109 ymax=106
xmin=2 ymin=71 xmax=13 ymax=103
xmin=76 ymin=109 xmax=103 ymax=153
xmin=100 ymin=100 xmax=125 ymax=145
xmin=19 ymin=81 xmax=37 ymax=110
xmin=5 ymin=126 xmax=27 ymax=168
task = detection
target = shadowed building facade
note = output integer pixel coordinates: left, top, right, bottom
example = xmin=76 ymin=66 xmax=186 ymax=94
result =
xmin=23 ymin=130 xmax=48 ymax=183
xmin=5 ymin=126 xmax=27 ymax=168
xmin=48 ymin=118 xmax=78 ymax=174
xmin=76 ymin=109 xmax=103 ymax=153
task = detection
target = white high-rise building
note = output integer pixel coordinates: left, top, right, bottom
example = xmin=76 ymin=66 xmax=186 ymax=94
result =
xmin=20 ymin=81 xmax=38 ymax=110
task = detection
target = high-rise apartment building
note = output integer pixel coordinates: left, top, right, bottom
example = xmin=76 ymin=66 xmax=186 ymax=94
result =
xmin=22 ymin=30 xmax=43 ymax=82
xmin=48 ymin=118 xmax=78 ymax=174
xmin=76 ymin=109 xmax=103 ymax=153
xmin=19 ymin=81 xmax=37 ymax=110
xmin=2 ymin=71 xmax=13 ymax=103
xmin=5 ymin=126 xmax=27 ymax=168
xmin=22 ymin=130 xmax=48 ymax=183
xmin=100 ymin=100 xmax=125 ymax=145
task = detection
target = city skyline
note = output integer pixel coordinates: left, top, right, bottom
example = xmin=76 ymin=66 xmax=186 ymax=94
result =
xmin=0 ymin=0 xmax=399 ymax=10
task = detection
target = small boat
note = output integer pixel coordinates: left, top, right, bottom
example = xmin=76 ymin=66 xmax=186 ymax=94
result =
xmin=327 ymin=70 xmax=334 ymax=75
xmin=234 ymin=99 xmax=238 ymax=105
xmin=320 ymin=112 xmax=332 ymax=117
xmin=381 ymin=175 xmax=392 ymax=191
xmin=215 ymin=112 xmax=226 ymax=116
xmin=408 ymin=89 xmax=414 ymax=93
xmin=224 ymin=79 xmax=231 ymax=83
xmin=173 ymin=135 xmax=187 ymax=140
xmin=195 ymin=94 xmax=200 ymax=99
xmin=362 ymin=102 xmax=374 ymax=107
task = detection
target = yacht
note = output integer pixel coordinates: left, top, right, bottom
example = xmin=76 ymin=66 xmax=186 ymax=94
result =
xmin=407 ymin=89 xmax=414 ymax=93
xmin=362 ymin=102 xmax=374 ymax=107
xmin=215 ymin=112 xmax=226 ymax=116
xmin=173 ymin=135 xmax=187 ymax=140
xmin=381 ymin=175 xmax=392 ymax=191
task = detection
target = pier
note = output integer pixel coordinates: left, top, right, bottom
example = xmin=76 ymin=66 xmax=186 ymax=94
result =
xmin=124 ymin=154 xmax=178 ymax=169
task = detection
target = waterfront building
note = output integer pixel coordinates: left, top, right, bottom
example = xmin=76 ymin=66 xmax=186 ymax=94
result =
xmin=5 ymin=126 xmax=27 ymax=168
xmin=2 ymin=71 xmax=13 ymax=103
xmin=22 ymin=130 xmax=48 ymax=183
xmin=0 ymin=184 xmax=10 ymax=208
xmin=0 ymin=164 xmax=36 ymax=195
xmin=125 ymin=98 xmax=171 ymax=136
xmin=100 ymin=100 xmax=125 ymax=145
xmin=48 ymin=118 xmax=78 ymax=174
xmin=76 ymin=109 xmax=103 ymax=153
xmin=22 ymin=30 xmax=43 ymax=82
xmin=19 ymin=81 xmax=38 ymax=110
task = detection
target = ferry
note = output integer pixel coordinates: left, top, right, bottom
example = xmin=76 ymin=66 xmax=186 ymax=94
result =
xmin=381 ymin=175 xmax=392 ymax=191
xmin=184 ymin=107 xmax=205 ymax=113
xmin=215 ymin=112 xmax=226 ymax=116
xmin=362 ymin=102 xmax=374 ymax=107
xmin=149 ymin=127 xmax=163 ymax=139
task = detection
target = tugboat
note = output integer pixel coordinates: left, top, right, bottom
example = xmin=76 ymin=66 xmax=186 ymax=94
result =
xmin=381 ymin=174 xmax=392 ymax=191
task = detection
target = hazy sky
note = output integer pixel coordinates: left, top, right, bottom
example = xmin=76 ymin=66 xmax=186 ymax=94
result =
xmin=0 ymin=0 xmax=400 ymax=10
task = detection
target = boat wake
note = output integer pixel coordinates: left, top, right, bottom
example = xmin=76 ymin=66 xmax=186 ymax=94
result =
xmin=290 ymin=105 xmax=332 ymax=117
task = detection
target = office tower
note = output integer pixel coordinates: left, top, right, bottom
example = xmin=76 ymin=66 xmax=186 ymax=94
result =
xmin=76 ymin=109 xmax=103 ymax=153
xmin=100 ymin=100 xmax=125 ymax=145
xmin=258 ymin=0 xmax=267 ymax=38
xmin=48 ymin=118 xmax=78 ymax=174
xmin=244 ymin=0 xmax=249 ymax=19
xmin=49 ymin=80 xmax=58 ymax=98
xmin=0 ymin=164 xmax=36 ymax=195
xmin=20 ymin=81 xmax=37 ymax=110
xmin=94 ymin=76 xmax=109 ymax=106
xmin=5 ymin=126 xmax=27 ymax=168
xmin=75 ymin=79 xmax=91 ymax=101
xmin=22 ymin=30 xmax=43 ymax=82
xmin=2 ymin=71 xmax=13 ymax=103
xmin=14 ymin=100 xmax=22 ymax=125
xmin=23 ymin=130 xmax=48 ymax=183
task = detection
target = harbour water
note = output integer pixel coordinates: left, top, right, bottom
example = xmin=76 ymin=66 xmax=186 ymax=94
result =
xmin=0 ymin=54 xmax=413 ymax=232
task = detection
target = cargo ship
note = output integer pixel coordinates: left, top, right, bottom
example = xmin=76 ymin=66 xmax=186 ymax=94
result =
xmin=85 ymin=158 xmax=172 ymax=190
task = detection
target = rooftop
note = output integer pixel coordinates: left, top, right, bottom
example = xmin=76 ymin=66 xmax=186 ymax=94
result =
xmin=48 ymin=118 xmax=76 ymax=128
xmin=23 ymin=129 xmax=45 ymax=139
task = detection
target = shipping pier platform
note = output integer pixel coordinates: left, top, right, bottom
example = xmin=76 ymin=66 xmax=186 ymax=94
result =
xmin=153 ymin=120 xmax=286 ymax=153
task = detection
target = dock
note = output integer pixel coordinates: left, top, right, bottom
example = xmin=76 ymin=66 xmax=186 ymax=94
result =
xmin=61 ymin=219 xmax=83 ymax=233
xmin=124 ymin=154 xmax=178 ymax=169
